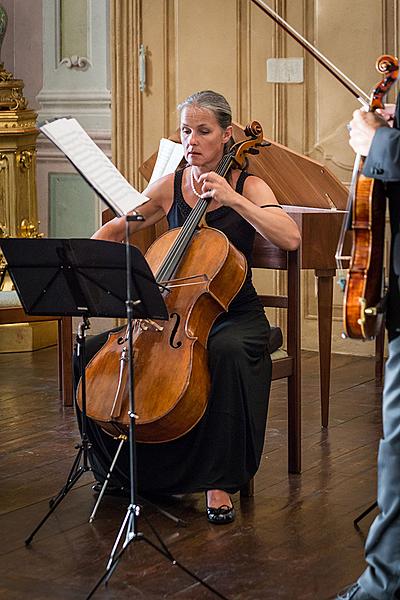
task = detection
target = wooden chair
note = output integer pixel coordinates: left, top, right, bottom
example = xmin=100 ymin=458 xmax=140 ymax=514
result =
xmin=240 ymin=238 xmax=301 ymax=497
xmin=0 ymin=291 xmax=73 ymax=406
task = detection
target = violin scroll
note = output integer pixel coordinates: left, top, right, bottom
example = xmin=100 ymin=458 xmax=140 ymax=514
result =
xmin=370 ymin=54 xmax=399 ymax=111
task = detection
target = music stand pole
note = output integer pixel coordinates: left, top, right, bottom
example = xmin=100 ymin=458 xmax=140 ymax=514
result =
xmin=77 ymin=316 xmax=91 ymax=469
xmin=86 ymin=216 xmax=229 ymax=600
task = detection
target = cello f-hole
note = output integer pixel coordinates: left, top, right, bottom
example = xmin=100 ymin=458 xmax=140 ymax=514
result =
xmin=169 ymin=312 xmax=182 ymax=348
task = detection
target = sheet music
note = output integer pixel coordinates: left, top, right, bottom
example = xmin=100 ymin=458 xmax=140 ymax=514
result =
xmin=40 ymin=118 xmax=148 ymax=216
xmin=149 ymin=138 xmax=184 ymax=185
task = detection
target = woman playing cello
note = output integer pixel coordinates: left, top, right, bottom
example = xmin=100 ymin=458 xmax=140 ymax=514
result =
xmin=79 ymin=90 xmax=301 ymax=524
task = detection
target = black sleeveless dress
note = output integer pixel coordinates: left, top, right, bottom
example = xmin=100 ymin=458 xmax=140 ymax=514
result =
xmin=79 ymin=168 xmax=272 ymax=495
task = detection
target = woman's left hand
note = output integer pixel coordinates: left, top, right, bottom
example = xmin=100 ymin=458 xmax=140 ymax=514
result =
xmin=197 ymin=171 xmax=239 ymax=206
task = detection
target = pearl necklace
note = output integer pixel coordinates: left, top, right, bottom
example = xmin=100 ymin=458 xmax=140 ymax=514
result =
xmin=190 ymin=168 xmax=203 ymax=199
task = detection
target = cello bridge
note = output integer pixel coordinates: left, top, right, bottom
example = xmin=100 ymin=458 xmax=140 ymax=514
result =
xmin=139 ymin=319 xmax=164 ymax=332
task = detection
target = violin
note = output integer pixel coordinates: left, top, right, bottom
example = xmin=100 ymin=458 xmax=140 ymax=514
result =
xmin=77 ymin=122 xmax=267 ymax=442
xmin=338 ymin=55 xmax=399 ymax=339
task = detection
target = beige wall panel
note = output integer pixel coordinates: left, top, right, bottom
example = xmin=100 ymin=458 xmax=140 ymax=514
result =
xmin=248 ymin=2 xmax=308 ymax=338
xmin=174 ymin=0 xmax=238 ymax=120
xmin=141 ymin=0 xmax=169 ymax=175
xmin=284 ymin=1 xmax=307 ymax=153
xmin=310 ymin=0 xmax=384 ymax=182
xmin=248 ymin=2 xmax=276 ymax=138
xmin=248 ymin=1 xmax=307 ymax=151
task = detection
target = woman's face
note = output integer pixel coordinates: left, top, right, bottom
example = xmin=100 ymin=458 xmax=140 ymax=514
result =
xmin=180 ymin=106 xmax=232 ymax=171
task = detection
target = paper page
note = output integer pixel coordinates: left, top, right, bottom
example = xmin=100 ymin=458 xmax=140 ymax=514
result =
xmin=40 ymin=118 xmax=148 ymax=216
xmin=149 ymin=138 xmax=184 ymax=185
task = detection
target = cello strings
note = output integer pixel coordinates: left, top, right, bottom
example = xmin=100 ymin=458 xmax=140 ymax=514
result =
xmin=156 ymin=198 xmax=207 ymax=284
xmin=160 ymin=152 xmax=232 ymax=273
xmin=157 ymin=154 xmax=232 ymax=283
xmin=156 ymin=153 xmax=233 ymax=284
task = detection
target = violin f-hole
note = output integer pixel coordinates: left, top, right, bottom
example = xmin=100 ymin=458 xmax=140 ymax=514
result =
xmin=169 ymin=312 xmax=182 ymax=348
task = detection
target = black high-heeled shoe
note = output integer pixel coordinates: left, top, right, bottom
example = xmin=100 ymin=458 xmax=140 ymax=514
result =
xmin=206 ymin=494 xmax=235 ymax=524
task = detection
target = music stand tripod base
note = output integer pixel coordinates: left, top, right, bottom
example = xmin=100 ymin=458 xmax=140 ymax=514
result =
xmin=89 ymin=434 xmax=187 ymax=527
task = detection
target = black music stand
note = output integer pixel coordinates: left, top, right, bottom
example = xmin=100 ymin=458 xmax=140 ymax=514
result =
xmin=0 ymin=237 xmax=167 ymax=546
xmin=86 ymin=216 xmax=229 ymax=600
xmin=1 ymin=235 xmax=229 ymax=600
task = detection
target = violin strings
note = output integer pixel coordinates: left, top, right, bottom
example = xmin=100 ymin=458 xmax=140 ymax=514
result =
xmin=156 ymin=153 xmax=234 ymax=284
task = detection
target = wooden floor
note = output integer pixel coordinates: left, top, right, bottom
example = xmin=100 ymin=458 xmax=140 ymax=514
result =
xmin=0 ymin=347 xmax=383 ymax=600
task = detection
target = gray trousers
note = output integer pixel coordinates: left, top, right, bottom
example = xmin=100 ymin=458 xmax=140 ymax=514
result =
xmin=359 ymin=335 xmax=400 ymax=599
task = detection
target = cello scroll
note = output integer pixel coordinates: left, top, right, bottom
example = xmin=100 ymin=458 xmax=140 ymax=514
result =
xmin=229 ymin=121 xmax=270 ymax=172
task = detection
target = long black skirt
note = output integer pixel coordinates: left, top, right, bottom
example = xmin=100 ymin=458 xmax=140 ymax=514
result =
xmin=76 ymin=305 xmax=272 ymax=495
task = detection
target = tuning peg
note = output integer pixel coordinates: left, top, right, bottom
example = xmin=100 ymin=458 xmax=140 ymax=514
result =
xmin=260 ymin=141 xmax=271 ymax=147
xmin=247 ymin=148 xmax=259 ymax=155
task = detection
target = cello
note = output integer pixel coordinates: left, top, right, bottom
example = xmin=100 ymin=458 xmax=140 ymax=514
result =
xmin=77 ymin=122 xmax=267 ymax=443
xmin=337 ymin=55 xmax=399 ymax=339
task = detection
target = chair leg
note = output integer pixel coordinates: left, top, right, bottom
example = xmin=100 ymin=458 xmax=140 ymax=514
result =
xmin=240 ymin=478 xmax=254 ymax=498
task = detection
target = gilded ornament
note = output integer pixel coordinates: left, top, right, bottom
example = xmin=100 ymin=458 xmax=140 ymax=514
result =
xmin=0 ymin=7 xmax=29 ymax=111
xmin=10 ymin=88 xmax=27 ymax=111
xmin=18 ymin=219 xmax=43 ymax=238
xmin=0 ymin=66 xmax=13 ymax=81
xmin=0 ymin=221 xmax=8 ymax=237
xmin=17 ymin=150 xmax=33 ymax=171
xmin=0 ymin=220 xmax=8 ymax=287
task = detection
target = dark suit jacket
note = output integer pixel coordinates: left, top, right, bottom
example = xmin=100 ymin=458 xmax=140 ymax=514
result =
xmin=363 ymin=93 xmax=400 ymax=339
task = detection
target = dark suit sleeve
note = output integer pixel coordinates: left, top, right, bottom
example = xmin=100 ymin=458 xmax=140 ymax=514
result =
xmin=363 ymin=126 xmax=400 ymax=181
